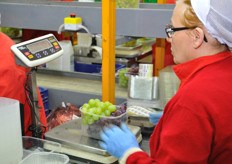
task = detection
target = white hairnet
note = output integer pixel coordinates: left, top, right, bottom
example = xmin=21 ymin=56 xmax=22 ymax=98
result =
xmin=191 ymin=0 xmax=232 ymax=50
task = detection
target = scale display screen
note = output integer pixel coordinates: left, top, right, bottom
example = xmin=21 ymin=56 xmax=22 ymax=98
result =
xmin=27 ymin=39 xmax=52 ymax=54
xmin=11 ymin=34 xmax=63 ymax=67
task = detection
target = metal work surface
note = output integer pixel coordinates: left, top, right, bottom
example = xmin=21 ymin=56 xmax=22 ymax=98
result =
xmin=44 ymin=118 xmax=141 ymax=156
xmin=0 ymin=0 xmax=174 ymax=38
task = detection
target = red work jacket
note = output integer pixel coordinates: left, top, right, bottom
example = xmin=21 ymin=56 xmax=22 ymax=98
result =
xmin=127 ymin=51 xmax=232 ymax=163
xmin=0 ymin=32 xmax=47 ymax=136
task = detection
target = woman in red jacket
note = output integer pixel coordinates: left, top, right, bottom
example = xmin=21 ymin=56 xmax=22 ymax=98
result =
xmin=0 ymin=32 xmax=47 ymax=137
xmin=99 ymin=0 xmax=232 ymax=163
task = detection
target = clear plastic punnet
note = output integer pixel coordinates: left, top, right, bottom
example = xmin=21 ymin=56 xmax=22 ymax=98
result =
xmin=19 ymin=152 xmax=69 ymax=164
xmin=80 ymin=107 xmax=128 ymax=140
xmin=159 ymin=66 xmax=180 ymax=109
xmin=22 ymin=136 xmax=61 ymax=159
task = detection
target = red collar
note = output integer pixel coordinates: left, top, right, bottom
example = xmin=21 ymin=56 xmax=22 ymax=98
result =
xmin=173 ymin=51 xmax=232 ymax=88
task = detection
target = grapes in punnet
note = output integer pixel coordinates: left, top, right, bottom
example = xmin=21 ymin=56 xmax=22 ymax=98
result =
xmin=119 ymin=68 xmax=131 ymax=87
xmin=81 ymin=99 xmax=128 ymax=139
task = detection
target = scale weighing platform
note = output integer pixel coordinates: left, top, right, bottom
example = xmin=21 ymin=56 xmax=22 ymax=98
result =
xmin=44 ymin=118 xmax=141 ymax=164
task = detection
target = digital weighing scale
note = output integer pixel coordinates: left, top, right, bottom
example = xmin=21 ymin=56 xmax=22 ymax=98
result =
xmin=44 ymin=118 xmax=142 ymax=164
xmin=11 ymin=34 xmax=63 ymax=68
xmin=11 ymin=34 xmax=63 ymax=138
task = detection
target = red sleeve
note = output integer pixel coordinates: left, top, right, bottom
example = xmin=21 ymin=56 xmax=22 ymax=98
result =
xmin=127 ymin=151 xmax=156 ymax=164
xmin=0 ymin=32 xmax=27 ymax=104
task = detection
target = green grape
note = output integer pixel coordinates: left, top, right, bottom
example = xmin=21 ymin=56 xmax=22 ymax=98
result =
xmin=83 ymin=103 xmax=90 ymax=109
xmin=122 ymin=76 xmax=127 ymax=80
xmin=122 ymin=80 xmax=128 ymax=86
xmin=88 ymin=99 xmax=96 ymax=107
xmin=119 ymin=73 xmax=124 ymax=78
xmin=93 ymin=115 xmax=99 ymax=121
xmin=101 ymin=112 xmax=106 ymax=117
xmin=116 ymin=0 xmax=138 ymax=8
xmin=99 ymin=102 xmax=106 ymax=111
xmin=104 ymin=101 xmax=112 ymax=107
xmin=95 ymin=107 xmax=102 ymax=115
xmin=82 ymin=114 xmax=94 ymax=124
xmin=104 ymin=110 xmax=111 ymax=116
xmin=108 ymin=105 xmax=117 ymax=112
xmin=96 ymin=101 xmax=101 ymax=107
xmin=89 ymin=107 xmax=96 ymax=114
xmin=88 ymin=117 xmax=95 ymax=125
xmin=119 ymin=68 xmax=130 ymax=87
xmin=81 ymin=107 xmax=88 ymax=115
xmin=119 ymin=80 xmax=124 ymax=86
xmin=95 ymin=99 xmax=101 ymax=103
xmin=82 ymin=117 xmax=88 ymax=125
xmin=120 ymin=69 xmax=126 ymax=73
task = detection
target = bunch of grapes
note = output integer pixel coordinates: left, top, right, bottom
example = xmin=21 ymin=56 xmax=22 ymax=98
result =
xmin=128 ymin=67 xmax=139 ymax=74
xmin=81 ymin=99 xmax=128 ymax=139
xmin=119 ymin=67 xmax=139 ymax=87
xmin=119 ymin=68 xmax=131 ymax=87
xmin=116 ymin=0 xmax=139 ymax=8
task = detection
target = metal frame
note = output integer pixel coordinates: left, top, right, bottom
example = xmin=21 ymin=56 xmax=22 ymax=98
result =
xmin=0 ymin=0 xmax=175 ymax=104
xmin=0 ymin=1 xmax=174 ymax=38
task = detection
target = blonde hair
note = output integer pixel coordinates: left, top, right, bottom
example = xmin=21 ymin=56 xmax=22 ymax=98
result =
xmin=180 ymin=0 xmax=203 ymax=28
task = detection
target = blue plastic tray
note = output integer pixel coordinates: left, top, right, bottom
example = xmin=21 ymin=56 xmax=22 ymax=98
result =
xmin=39 ymin=87 xmax=49 ymax=116
xmin=74 ymin=60 xmax=125 ymax=74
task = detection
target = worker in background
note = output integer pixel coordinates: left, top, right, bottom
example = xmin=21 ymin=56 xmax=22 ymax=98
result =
xmin=99 ymin=0 xmax=232 ymax=163
xmin=22 ymin=29 xmax=65 ymax=42
xmin=0 ymin=32 xmax=48 ymax=137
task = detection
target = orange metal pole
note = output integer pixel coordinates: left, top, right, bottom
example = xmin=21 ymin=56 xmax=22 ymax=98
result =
xmin=154 ymin=39 xmax=165 ymax=76
xmin=155 ymin=0 xmax=167 ymax=76
xmin=101 ymin=0 xmax=116 ymax=104
xmin=157 ymin=0 xmax=167 ymax=3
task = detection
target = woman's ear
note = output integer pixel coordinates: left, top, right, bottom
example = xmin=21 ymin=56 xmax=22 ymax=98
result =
xmin=192 ymin=27 xmax=204 ymax=49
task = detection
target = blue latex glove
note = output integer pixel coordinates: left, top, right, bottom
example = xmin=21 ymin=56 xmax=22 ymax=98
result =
xmin=149 ymin=112 xmax=163 ymax=125
xmin=99 ymin=123 xmax=140 ymax=159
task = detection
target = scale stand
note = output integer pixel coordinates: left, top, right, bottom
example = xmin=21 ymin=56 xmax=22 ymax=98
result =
xmin=26 ymin=67 xmax=46 ymax=138
xmin=11 ymin=34 xmax=63 ymax=138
